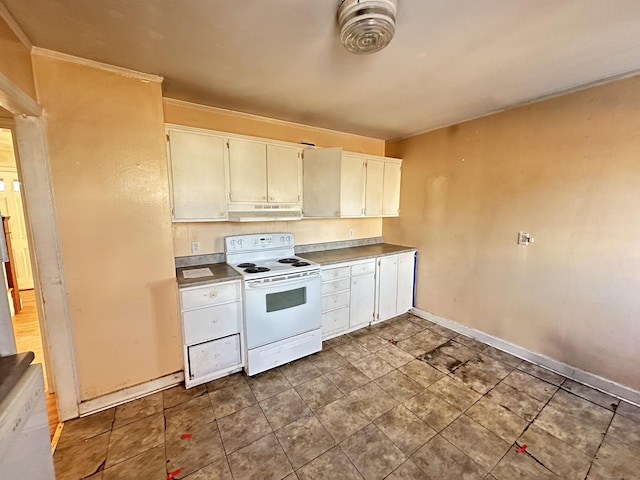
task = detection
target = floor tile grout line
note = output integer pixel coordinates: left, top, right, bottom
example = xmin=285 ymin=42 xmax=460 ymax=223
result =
xmin=582 ymin=409 xmax=616 ymax=480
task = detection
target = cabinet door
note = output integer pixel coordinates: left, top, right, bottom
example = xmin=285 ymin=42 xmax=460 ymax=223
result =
xmin=266 ymin=144 xmax=301 ymax=203
xmin=376 ymin=255 xmax=398 ymax=322
xmin=382 ymin=161 xmax=402 ymax=216
xmin=168 ymin=130 xmax=227 ymax=220
xmin=340 ymin=154 xmax=366 ymax=216
xmin=228 ymin=138 xmax=267 ymax=202
xmin=350 ymin=273 xmax=375 ymax=328
xmin=396 ymin=252 xmax=415 ymax=314
xmin=365 ymin=158 xmax=385 ymax=216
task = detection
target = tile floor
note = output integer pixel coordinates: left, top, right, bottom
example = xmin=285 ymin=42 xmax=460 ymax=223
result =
xmin=54 ymin=313 xmax=640 ymax=480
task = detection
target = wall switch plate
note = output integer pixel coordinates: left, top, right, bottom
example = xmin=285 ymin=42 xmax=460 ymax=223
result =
xmin=517 ymin=232 xmax=534 ymax=245
xmin=349 ymin=229 xmax=354 ymax=239
xmin=191 ymin=241 xmax=201 ymax=254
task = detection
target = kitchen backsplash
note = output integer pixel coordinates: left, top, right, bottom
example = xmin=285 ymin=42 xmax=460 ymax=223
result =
xmin=174 ymin=237 xmax=384 ymax=268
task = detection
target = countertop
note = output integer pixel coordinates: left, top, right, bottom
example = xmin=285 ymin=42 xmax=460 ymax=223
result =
xmin=176 ymin=263 xmax=241 ymax=288
xmin=0 ymin=351 xmax=34 ymax=407
xmin=299 ymin=243 xmax=416 ymax=266
xmin=176 ymin=243 xmax=416 ymax=287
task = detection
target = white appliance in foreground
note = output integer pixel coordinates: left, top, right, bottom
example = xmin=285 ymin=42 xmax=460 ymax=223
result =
xmin=225 ymin=233 xmax=321 ymax=375
xmin=0 ymin=363 xmax=55 ymax=479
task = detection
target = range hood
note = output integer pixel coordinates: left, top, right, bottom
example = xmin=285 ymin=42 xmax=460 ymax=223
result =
xmin=227 ymin=203 xmax=302 ymax=222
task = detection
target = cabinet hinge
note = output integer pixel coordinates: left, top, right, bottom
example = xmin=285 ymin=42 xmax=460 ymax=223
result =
xmin=228 ymin=192 xmax=232 ymax=201
xmin=298 ymin=194 xmax=301 ymax=201
xmin=166 ymin=133 xmax=170 ymax=142
xmin=171 ymin=207 xmax=175 ymax=217
xmin=226 ymin=141 xmax=230 ymax=149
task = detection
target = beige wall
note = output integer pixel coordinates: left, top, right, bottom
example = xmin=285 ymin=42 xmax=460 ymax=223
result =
xmin=32 ymin=54 xmax=181 ymax=400
xmin=164 ymin=99 xmax=386 ymax=256
xmin=385 ymin=75 xmax=640 ymax=391
xmin=0 ymin=16 xmax=36 ymax=99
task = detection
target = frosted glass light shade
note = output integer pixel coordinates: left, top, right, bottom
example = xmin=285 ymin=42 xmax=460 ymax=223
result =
xmin=338 ymin=0 xmax=398 ymax=55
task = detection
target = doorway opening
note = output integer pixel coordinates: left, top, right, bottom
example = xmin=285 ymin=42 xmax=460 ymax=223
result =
xmin=0 ymin=125 xmax=58 ymax=438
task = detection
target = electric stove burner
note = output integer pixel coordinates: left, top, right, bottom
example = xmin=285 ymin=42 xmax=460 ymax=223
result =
xmin=244 ymin=266 xmax=270 ymax=273
xmin=278 ymin=258 xmax=299 ymax=264
xmin=237 ymin=262 xmax=256 ymax=268
xmin=292 ymin=261 xmax=310 ymax=267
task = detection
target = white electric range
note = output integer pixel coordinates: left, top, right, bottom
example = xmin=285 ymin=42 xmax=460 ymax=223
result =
xmin=225 ymin=233 xmax=322 ymax=376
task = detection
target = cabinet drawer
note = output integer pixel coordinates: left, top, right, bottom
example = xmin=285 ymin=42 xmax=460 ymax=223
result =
xmin=181 ymin=282 xmax=240 ymax=310
xmin=351 ymin=260 xmax=376 ymax=276
xmin=321 ymin=266 xmax=350 ymax=282
xmin=321 ymin=277 xmax=350 ymax=295
xmin=322 ymin=307 xmax=350 ymax=336
xmin=188 ymin=335 xmax=241 ymax=380
xmin=322 ymin=290 xmax=350 ymax=312
xmin=183 ymin=302 xmax=241 ymax=345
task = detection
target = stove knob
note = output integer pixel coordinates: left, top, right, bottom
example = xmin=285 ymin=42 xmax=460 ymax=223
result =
xmin=280 ymin=236 xmax=285 ymax=243
xmin=238 ymin=239 xmax=243 ymax=247
xmin=286 ymin=235 xmax=292 ymax=243
xmin=230 ymin=240 xmax=236 ymax=247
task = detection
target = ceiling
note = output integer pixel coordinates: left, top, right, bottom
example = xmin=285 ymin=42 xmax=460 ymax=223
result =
xmin=4 ymin=1 xmax=640 ymax=140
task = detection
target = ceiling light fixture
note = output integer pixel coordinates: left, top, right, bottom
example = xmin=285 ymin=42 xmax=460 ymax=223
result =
xmin=338 ymin=0 xmax=398 ymax=55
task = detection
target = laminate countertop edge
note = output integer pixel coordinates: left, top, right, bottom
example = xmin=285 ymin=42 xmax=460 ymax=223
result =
xmin=299 ymin=243 xmax=416 ymax=266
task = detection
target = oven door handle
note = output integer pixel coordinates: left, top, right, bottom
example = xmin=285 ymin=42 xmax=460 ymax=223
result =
xmin=246 ymin=277 xmax=316 ymax=289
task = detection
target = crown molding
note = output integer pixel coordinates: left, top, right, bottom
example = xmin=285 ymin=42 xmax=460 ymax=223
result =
xmin=31 ymin=47 xmax=163 ymax=83
xmin=163 ymin=97 xmax=382 ymax=142
xmin=0 ymin=1 xmax=32 ymax=49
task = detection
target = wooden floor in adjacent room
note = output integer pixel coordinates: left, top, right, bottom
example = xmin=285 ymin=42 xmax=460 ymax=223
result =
xmin=11 ymin=289 xmax=59 ymax=439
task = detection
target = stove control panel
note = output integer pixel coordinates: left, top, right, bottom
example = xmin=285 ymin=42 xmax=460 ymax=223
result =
xmin=225 ymin=233 xmax=294 ymax=253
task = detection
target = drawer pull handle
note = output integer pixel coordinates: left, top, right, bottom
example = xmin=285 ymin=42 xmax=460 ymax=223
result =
xmin=209 ymin=292 xmax=217 ymax=297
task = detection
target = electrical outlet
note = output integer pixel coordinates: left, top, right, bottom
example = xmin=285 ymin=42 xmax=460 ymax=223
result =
xmin=349 ymin=229 xmax=354 ymax=239
xmin=191 ymin=241 xmax=201 ymax=254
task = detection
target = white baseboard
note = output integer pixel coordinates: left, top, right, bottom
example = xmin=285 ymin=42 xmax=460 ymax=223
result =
xmin=78 ymin=371 xmax=184 ymax=417
xmin=411 ymin=307 xmax=640 ymax=407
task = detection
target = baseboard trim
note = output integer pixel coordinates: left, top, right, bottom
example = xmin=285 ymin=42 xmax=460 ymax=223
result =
xmin=410 ymin=307 xmax=640 ymax=406
xmin=78 ymin=371 xmax=184 ymax=417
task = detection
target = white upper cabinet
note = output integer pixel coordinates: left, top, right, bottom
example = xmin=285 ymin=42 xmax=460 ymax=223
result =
xmin=266 ymin=144 xmax=301 ymax=203
xmin=228 ymin=138 xmax=268 ymax=203
xmin=167 ymin=128 xmax=227 ymax=221
xmin=382 ymin=159 xmax=402 ymax=216
xmin=340 ymin=154 xmax=366 ymax=217
xmin=228 ymin=138 xmax=301 ymax=205
xmin=303 ymin=147 xmax=401 ymax=218
xmin=364 ymin=157 xmax=385 ymax=216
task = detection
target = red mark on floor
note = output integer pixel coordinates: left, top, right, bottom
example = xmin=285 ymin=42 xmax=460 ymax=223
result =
xmin=180 ymin=433 xmax=192 ymax=440
xmin=167 ymin=468 xmax=182 ymax=479
xmin=516 ymin=444 xmax=527 ymax=453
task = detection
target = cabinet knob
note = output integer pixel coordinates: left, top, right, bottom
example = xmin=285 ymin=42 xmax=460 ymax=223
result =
xmin=209 ymin=291 xmax=217 ymax=298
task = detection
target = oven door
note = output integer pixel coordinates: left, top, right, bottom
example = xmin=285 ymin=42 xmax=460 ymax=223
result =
xmin=244 ymin=271 xmax=321 ymax=349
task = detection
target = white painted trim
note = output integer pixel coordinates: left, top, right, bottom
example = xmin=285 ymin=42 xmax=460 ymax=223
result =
xmin=0 ymin=2 xmax=32 ymax=48
xmin=163 ymin=97 xmax=382 ymax=147
xmin=411 ymin=307 xmax=640 ymax=407
xmin=31 ymin=47 xmax=164 ymax=83
xmin=0 ymin=70 xmax=41 ymax=116
xmin=78 ymin=371 xmax=184 ymax=416
xmin=13 ymin=116 xmax=80 ymax=420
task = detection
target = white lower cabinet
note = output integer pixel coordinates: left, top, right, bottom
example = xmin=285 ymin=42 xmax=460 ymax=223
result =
xmin=188 ymin=336 xmax=241 ymax=379
xmin=321 ymin=266 xmax=351 ymax=338
xmin=180 ymin=280 xmax=243 ymax=388
xmin=375 ymin=251 xmax=416 ymax=323
xmin=320 ymin=251 xmax=416 ymax=340
xmin=349 ymin=260 xmax=376 ymax=330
